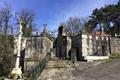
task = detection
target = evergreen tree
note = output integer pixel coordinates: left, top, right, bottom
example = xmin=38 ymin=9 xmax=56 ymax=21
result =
xmin=86 ymin=0 xmax=120 ymax=36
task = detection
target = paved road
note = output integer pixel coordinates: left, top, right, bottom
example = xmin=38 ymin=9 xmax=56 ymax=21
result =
xmin=37 ymin=59 xmax=120 ymax=80
xmin=75 ymin=59 xmax=120 ymax=80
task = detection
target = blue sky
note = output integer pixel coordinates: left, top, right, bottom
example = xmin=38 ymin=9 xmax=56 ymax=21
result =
xmin=0 ymin=0 xmax=119 ymax=31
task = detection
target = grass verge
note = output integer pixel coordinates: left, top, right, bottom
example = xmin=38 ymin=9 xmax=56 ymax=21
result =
xmin=102 ymin=52 xmax=120 ymax=63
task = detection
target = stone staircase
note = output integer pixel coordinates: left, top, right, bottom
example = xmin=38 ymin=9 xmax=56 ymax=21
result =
xmin=46 ymin=60 xmax=74 ymax=68
xmin=37 ymin=59 xmax=102 ymax=80
xmin=37 ymin=60 xmax=76 ymax=80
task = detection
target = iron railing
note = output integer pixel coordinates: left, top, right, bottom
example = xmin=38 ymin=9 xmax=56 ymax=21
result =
xmin=24 ymin=52 xmax=50 ymax=80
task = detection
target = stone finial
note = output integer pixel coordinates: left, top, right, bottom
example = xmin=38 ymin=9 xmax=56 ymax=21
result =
xmin=43 ymin=24 xmax=47 ymax=32
xmin=58 ymin=26 xmax=65 ymax=35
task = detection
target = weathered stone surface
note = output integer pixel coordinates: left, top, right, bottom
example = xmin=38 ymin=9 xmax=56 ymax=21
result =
xmin=37 ymin=58 xmax=120 ymax=80
xmin=37 ymin=60 xmax=101 ymax=80
xmin=46 ymin=60 xmax=74 ymax=68
xmin=55 ymin=26 xmax=72 ymax=59
xmin=14 ymin=27 xmax=54 ymax=73
xmin=110 ymin=38 xmax=120 ymax=54
xmin=37 ymin=60 xmax=75 ymax=80
xmin=24 ymin=36 xmax=53 ymax=72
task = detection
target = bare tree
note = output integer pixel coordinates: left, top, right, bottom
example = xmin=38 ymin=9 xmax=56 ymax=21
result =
xmin=0 ymin=4 xmax=13 ymax=51
xmin=32 ymin=24 xmax=40 ymax=35
xmin=60 ymin=17 xmax=83 ymax=36
xmin=9 ymin=24 xmax=14 ymax=35
xmin=81 ymin=17 xmax=91 ymax=33
xmin=0 ymin=4 xmax=12 ymax=35
xmin=0 ymin=14 xmax=3 ymax=34
xmin=16 ymin=9 xmax=36 ymax=36
xmin=0 ymin=4 xmax=14 ymax=76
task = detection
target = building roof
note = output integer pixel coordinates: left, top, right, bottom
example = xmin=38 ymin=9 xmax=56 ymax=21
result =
xmin=40 ymin=25 xmax=54 ymax=40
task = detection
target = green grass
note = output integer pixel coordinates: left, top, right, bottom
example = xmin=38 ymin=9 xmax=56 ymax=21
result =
xmin=109 ymin=53 xmax=120 ymax=59
xmin=102 ymin=52 xmax=120 ymax=63
xmin=0 ymin=77 xmax=4 ymax=80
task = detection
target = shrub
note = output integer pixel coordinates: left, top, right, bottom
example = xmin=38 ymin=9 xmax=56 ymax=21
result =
xmin=0 ymin=77 xmax=4 ymax=80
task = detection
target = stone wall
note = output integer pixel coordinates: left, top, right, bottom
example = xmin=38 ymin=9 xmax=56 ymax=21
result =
xmin=72 ymin=34 xmax=110 ymax=60
xmin=24 ymin=36 xmax=53 ymax=72
xmin=72 ymin=33 xmax=82 ymax=60
xmin=110 ymin=37 xmax=120 ymax=54
xmin=25 ymin=36 xmax=53 ymax=59
xmin=55 ymin=26 xmax=72 ymax=59
xmin=13 ymin=36 xmax=53 ymax=72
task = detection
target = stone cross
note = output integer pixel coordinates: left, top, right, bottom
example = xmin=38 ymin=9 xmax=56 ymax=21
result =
xmin=11 ymin=20 xmax=23 ymax=79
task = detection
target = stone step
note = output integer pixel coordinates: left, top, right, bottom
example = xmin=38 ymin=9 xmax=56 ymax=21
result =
xmin=37 ymin=68 xmax=76 ymax=80
xmin=37 ymin=59 xmax=102 ymax=80
xmin=37 ymin=60 xmax=76 ymax=80
xmin=46 ymin=60 xmax=74 ymax=68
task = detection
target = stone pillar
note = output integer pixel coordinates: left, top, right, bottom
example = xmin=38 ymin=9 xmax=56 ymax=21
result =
xmin=11 ymin=20 xmax=23 ymax=79
xmin=71 ymin=48 xmax=77 ymax=63
xmin=66 ymin=36 xmax=72 ymax=59
xmin=82 ymin=34 xmax=88 ymax=57
xmin=15 ymin=20 xmax=23 ymax=69
xmin=89 ymin=35 xmax=93 ymax=55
